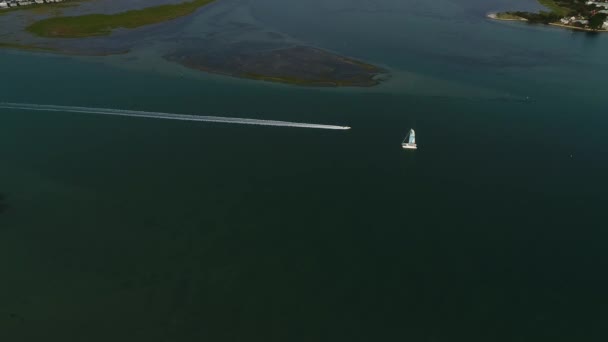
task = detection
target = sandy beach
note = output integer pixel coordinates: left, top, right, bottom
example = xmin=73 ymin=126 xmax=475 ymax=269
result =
xmin=549 ymin=22 xmax=608 ymax=32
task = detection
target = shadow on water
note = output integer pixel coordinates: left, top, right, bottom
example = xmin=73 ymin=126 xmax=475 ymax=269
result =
xmin=582 ymin=31 xmax=602 ymax=46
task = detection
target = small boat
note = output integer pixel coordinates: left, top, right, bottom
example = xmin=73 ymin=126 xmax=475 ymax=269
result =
xmin=402 ymin=129 xmax=417 ymax=150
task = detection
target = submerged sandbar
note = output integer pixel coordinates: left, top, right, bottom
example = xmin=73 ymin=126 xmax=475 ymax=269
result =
xmin=167 ymin=44 xmax=387 ymax=87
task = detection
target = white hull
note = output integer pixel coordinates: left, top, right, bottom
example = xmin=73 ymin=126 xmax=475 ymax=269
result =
xmin=402 ymin=129 xmax=417 ymax=150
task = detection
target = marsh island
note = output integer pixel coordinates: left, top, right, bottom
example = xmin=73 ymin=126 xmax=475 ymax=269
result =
xmin=0 ymin=0 xmax=387 ymax=87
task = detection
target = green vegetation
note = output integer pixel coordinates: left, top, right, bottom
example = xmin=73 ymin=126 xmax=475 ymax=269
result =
xmin=509 ymin=11 xmax=562 ymax=24
xmin=538 ymin=0 xmax=571 ymax=16
xmin=504 ymin=0 xmax=576 ymax=24
xmin=494 ymin=0 xmax=608 ymax=28
xmin=26 ymin=0 xmax=216 ymax=38
xmin=495 ymin=12 xmax=526 ymax=20
xmin=589 ymin=13 xmax=608 ymax=29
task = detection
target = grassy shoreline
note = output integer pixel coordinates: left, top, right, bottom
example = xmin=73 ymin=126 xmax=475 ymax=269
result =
xmin=488 ymin=12 xmax=527 ymax=21
xmin=538 ymin=0 xmax=571 ymax=16
xmin=26 ymin=0 xmax=216 ymax=38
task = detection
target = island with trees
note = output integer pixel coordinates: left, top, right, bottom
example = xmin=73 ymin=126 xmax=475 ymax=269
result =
xmin=489 ymin=0 xmax=608 ymax=32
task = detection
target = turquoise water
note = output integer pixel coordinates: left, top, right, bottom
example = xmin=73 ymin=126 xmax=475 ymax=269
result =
xmin=1 ymin=0 xmax=608 ymax=341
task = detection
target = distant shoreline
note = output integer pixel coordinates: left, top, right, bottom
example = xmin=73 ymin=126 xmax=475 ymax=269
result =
xmin=487 ymin=12 xmax=608 ymax=32
xmin=548 ymin=22 xmax=608 ymax=32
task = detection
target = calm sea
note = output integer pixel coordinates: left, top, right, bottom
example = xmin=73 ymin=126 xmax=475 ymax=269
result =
xmin=1 ymin=0 xmax=607 ymax=341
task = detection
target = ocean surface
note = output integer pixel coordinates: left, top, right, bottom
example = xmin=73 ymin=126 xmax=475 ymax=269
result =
xmin=1 ymin=0 xmax=608 ymax=341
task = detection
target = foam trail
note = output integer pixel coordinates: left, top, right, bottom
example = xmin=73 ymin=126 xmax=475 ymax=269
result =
xmin=0 ymin=102 xmax=351 ymax=130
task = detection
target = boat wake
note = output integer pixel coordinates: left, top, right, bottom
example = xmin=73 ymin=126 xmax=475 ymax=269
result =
xmin=0 ymin=102 xmax=351 ymax=130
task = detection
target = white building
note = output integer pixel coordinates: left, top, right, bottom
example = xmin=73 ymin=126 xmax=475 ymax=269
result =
xmin=0 ymin=1 xmax=8 ymax=8
xmin=587 ymin=1 xmax=608 ymax=9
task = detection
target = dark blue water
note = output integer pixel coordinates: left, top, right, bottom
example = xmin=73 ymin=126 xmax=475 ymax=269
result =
xmin=1 ymin=0 xmax=608 ymax=341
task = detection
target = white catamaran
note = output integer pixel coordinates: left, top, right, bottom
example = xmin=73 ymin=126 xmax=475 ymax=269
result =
xmin=402 ymin=129 xmax=417 ymax=150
